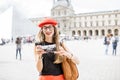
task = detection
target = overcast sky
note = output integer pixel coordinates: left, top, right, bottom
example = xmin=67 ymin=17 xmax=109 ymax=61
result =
xmin=0 ymin=0 xmax=120 ymax=18
xmin=0 ymin=0 xmax=120 ymax=39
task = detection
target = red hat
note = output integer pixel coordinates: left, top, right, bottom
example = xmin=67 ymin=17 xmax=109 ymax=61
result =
xmin=38 ymin=18 xmax=57 ymax=28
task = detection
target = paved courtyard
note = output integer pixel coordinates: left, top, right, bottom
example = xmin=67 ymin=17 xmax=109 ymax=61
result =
xmin=0 ymin=39 xmax=120 ymax=80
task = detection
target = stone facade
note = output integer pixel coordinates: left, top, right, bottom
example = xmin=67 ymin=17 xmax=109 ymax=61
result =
xmin=30 ymin=0 xmax=120 ymax=39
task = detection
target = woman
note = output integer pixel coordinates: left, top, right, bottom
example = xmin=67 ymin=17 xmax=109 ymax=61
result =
xmin=34 ymin=18 xmax=79 ymax=80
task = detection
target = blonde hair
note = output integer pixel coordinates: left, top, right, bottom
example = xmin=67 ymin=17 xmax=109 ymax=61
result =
xmin=37 ymin=26 xmax=59 ymax=50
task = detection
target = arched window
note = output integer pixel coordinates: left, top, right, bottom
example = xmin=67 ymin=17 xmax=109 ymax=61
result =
xmin=95 ymin=30 xmax=99 ymax=36
xmin=83 ymin=30 xmax=87 ymax=36
xmin=101 ymin=29 xmax=105 ymax=36
xmin=78 ymin=30 xmax=81 ymax=36
xmin=114 ymin=29 xmax=119 ymax=35
xmin=89 ymin=30 xmax=92 ymax=36
xmin=72 ymin=31 xmax=75 ymax=36
xmin=108 ymin=29 xmax=112 ymax=34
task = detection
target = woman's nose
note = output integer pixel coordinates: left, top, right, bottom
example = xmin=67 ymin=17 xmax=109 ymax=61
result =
xmin=46 ymin=28 xmax=51 ymax=31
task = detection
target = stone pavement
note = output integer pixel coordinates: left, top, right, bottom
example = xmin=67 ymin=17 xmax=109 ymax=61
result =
xmin=65 ymin=39 xmax=120 ymax=80
xmin=0 ymin=43 xmax=38 ymax=80
xmin=0 ymin=39 xmax=120 ymax=80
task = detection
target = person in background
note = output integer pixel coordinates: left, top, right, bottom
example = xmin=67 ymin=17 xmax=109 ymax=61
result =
xmin=11 ymin=37 xmax=13 ymax=43
xmin=34 ymin=18 xmax=79 ymax=80
xmin=104 ymin=34 xmax=111 ymax=55
xmin=15 ymin=37 xmax=22 ymax=60
xmin=111 ymin=34 xmax=119 ymax=55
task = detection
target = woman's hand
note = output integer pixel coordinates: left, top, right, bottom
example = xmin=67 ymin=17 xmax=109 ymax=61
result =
xmin=54 ymin=46 xmax=72 ymax=59
xmin=35 ymin=45 xmax=46 ymax=55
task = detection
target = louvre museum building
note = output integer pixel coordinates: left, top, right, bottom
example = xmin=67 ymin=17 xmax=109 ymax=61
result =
xmin=30 ymin=0 xmax=120 ymax=39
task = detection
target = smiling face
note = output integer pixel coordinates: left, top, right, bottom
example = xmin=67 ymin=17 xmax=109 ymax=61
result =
xmin=42 ymin=24 xmax=55 ymax=39
xmin=38 ymin=23 xmax=60 ymax=50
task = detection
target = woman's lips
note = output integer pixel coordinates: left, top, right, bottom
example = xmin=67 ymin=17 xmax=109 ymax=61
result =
xmin=46 ymin=32 xmax=52 ymax=35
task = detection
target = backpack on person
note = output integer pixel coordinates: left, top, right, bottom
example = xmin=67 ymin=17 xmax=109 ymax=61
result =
xmin=104 ymin=37 xmax=107 ymax=45
xmin=113 ymin=37 xmax=119 ymax=45
xmin=104 ymin=36 xmax=110 ymax=45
